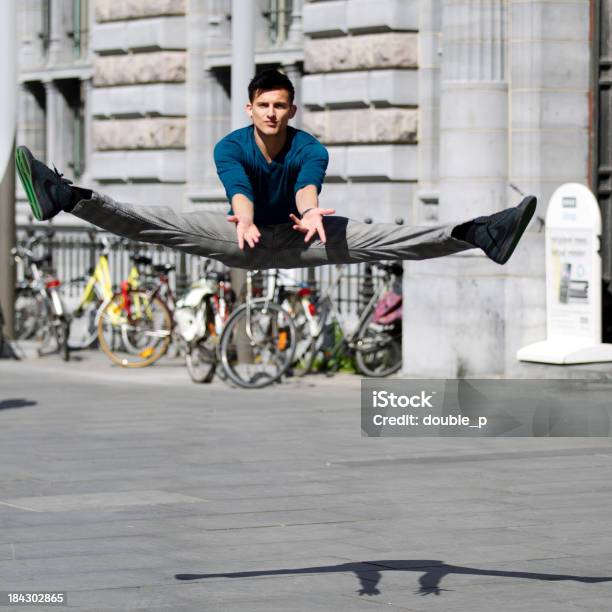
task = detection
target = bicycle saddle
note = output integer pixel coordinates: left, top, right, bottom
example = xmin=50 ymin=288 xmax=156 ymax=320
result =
xmin=153 ymin=263 xmax=175 ymax=273
xmin=31 ymin=253 xmax=52 ymax=266
xmin=132 ymin=255 xmax=152 ymax=266
xmin=207 ymin=271 xmax=230 ymax=282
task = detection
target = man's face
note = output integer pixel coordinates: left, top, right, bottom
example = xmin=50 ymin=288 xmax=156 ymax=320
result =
xmin=247 ymin=88 xmax=296 ymax=136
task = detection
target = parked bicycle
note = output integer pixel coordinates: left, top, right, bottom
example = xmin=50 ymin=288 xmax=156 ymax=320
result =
xmin=96 ymin=254 xmax=174 ymax=368
xmin=297 ymin=262 xmax=403 ymax=377
xmin=62 ymin=235 xmax=115 ymax=351
xmin=14 ymin=272 xmax=42 ymax=341
xmin=174 ymin=262 xmax=235 ymax=383
xmin=132 ymin=254 xmax=185 ymax=359
xmin=12 ymin=233 xmax=70 ymax=361
xmin=217 ymin=269 xmax=299 ymax=389
xmin=14 ymin=231 xmax=45 ymax=341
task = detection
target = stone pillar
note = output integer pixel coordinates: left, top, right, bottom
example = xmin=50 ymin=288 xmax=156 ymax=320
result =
xmin=188 ymin=69 xmax=231 ymax=198
xmin=231 ymin=0 xmax=255 ymax=130
xmin=16 ymin=85 xmax=29 ymax=151
xmin=287 ymin=0 xmax=303 ymax=47
xmin=44 ymin=80 xmax=72 ymax=173
xmin=416 ymin=0 xmax=442 ymax=221
xmin=186 ymin=0 xmax=207 ymax=196
xmin=186 ymin=0 xmax=230 ymax=205
xmin=18 ymin=85 xmax=45 ymax=160
xmin=82 ymin=78 xmax=93 ymax=184
xmin=0 ymin=0 xmax=16 ymax=342
xmin=438 ymin=0 xmax=508 ymax=222
xmin=284 ymin=0 xmax=303 ymax=129
xmin=230 ymin=0 xmax=256 ymax=350
xmin=44 ymin=81 xmax=60 ymax=166
xmin=502 ymin=0 xmax=590 ymax=374
xmin=47 ymin=0 xmax=64 ymax=65
xmin=0 ymin=141 xmax=15 ymax=341
xmin=18 ymin=2 xmax=43 ymax=71
xmin=403 ymin=0 xmax=511 ymax=378
xmin=283 ymin=62 xmax=301 ymax=128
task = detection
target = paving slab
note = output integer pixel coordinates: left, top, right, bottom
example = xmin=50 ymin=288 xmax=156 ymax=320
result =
xmin=1 ymin=348 xmax=612 ymax=610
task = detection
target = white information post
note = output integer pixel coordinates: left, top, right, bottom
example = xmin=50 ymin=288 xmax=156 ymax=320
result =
xmin=517 ymin=183 xmax=612 ymax=364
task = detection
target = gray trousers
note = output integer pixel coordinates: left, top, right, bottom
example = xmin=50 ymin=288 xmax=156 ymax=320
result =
xmin=71 ymin=192 xmax=474 ymax=270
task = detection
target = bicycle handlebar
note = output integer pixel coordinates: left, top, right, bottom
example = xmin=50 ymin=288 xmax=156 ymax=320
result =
xmin=11 ymin=245 xmax=34 ymax=260
xmin=372 ymin=262 xmax=403 ymax=276
xmin=99 ymin=236 xmax=112 ymax=255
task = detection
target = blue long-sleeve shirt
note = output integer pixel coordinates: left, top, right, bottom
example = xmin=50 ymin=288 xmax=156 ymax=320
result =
xmin=213 ymin=125 xmax=329 ymax=226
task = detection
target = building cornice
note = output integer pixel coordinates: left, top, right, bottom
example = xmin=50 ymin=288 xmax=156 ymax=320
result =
xmin=205 ymin=47 xmax=303 ymax=70
xmin=20 ymin=64 xmax=93 ymax=83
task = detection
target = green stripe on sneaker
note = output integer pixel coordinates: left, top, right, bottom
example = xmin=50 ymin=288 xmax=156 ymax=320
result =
xmin=15 ymin=149 xmax=42 ymax=221
xmin=16 ymin=150 xmax=40 ymax=219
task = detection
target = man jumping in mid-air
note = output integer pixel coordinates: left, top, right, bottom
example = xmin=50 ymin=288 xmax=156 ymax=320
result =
xmin=15 ymin=69 xmax=536 ymax=270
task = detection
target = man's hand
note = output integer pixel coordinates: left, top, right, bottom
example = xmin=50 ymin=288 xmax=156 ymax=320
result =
xmin=289 ymin=208 xmax=335 ymax=244
xmin=227 ymin=214 xmax=261 ymax=250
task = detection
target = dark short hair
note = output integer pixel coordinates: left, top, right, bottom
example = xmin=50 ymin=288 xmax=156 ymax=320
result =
xmin=248 ymin=69 xmax=295 ymax=103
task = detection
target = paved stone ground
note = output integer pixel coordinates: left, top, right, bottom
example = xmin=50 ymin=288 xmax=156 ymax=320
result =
xmin=1 ymin=347 xmax=612 ymax=611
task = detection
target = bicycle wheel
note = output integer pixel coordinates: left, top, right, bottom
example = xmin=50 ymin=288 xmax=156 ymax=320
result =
xmin=97 ymin=289 xmax=172 ymax=367
xmin=36 ymin=320 xmax=54 ymax=355
xmin=185 ymin=337 xmax=217 ymax=383
xmin=290 ymin=308 xmax=318 ymax=376
xmin=36 ymin=313 xmax=68 ymax=360
xmin=54 ymin=316 xmax=70 ymax=362
xmin=355 ymin=314 xmax=402 ymax=377
xmin=291 ymin=298 xmax=333 ymax=376
xmin=292 ymin=336 xmax=318 ymax=376
xmin=14 ymin=288 xmax=42 ymax=340
xmin=219 ymin=300 xmax=297 ymax=389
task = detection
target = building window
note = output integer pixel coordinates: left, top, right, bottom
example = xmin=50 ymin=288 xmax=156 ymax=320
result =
xmin=72 ymin=103 xmax=85 ymax=178
xmin=71 ymin=0 xmax=88 ymax=58
xmin=264 ymin=0 xmax=293 ymax=46
xmin=72 ymin=82 xmax=85 ymax=178
xmin=22 ymin=83 xmax=47 ymax=163
xmin=40 ymin=0 xmax=51 ymax=54
xmin=58 ymin=79 xmax=85 ymax=179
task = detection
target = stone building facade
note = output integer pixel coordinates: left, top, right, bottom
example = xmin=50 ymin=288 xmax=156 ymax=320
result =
xmin=15 ymin=0 xmax=603 ymax=377
xmin=17 ymin=0 xmax=92 ymax=227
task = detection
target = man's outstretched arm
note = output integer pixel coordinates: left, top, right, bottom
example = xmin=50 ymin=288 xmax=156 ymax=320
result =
xmin=290 ymin=184 xmax=335 ymax=244
xmin=214 ymin=140 xmax=261 ymax=250
xmin=227 ymin=194 xmax=261 ymax=250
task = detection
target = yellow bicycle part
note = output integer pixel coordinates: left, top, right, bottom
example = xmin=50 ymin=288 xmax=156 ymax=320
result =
xmin=97 ymin=288 xmax=172 ymax=368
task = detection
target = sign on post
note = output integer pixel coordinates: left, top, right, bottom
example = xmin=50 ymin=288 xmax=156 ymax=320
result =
xmin=517 ymin=183 xmax=612 ymax=364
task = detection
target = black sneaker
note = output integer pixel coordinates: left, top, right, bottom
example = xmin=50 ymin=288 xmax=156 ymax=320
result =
xmin=468 ymin=196 xmax=537 ymax=265
xmin=15 ymin=146 xmax=75 ymax=221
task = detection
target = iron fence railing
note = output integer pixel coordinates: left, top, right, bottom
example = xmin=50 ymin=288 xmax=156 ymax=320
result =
xmin=15 ymin=225 xmax=392 ymax=317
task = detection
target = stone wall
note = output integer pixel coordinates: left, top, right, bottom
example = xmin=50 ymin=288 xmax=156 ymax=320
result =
xmin=505 ymin=0 xmax=591 ymax=376
xmin=91 ymin=16 xmax=186 ymax=53
xmin=301 ymin=0 xmax=419 ymax=223
xmin=93 ymin=52 xmax=187 ymax=86
xmin=303 ymin=108 xmax=418 ymax=144
xmin=401 ymin=0 xmax=592 ymax=379
xmin=95 ymin=0 xmax=186 ymax=22
xmin=93 ymin=118 xmax=186 ymax=150
xmin=304 ymin=32 xmax=418 ymax=72
xmin=90 ymin=4 xmax=188 ymax=199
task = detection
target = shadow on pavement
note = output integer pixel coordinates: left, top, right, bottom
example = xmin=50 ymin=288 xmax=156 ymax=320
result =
xmin=175 ymin=559 xmax=612 ymax=596
xmin=0 ymin=398 xmax=38 ymax=411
